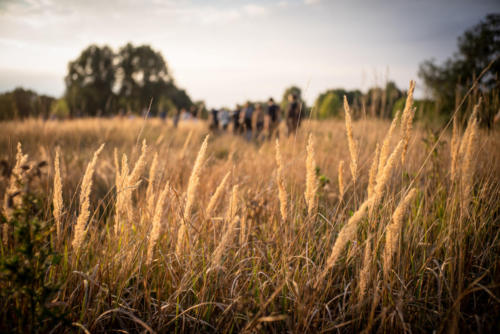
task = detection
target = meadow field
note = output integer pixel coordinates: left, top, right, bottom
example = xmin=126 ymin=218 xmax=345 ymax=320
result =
xmin=1 ymin=92 xmax=499 ymax=333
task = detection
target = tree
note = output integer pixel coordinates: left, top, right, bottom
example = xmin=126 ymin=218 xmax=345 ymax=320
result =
xmin=419 ymin=14 xmax=500 ymax=123
xmin=364 ymin=82 xmax=402 ymax=118
xmin=313 ymin=88 xmax=363 ymax=119
xmin=50 ymin=99 xmax=70 ymax=119
xmin=0 ymin=92 xmax=16 ymax=121
xmin=65 ymin=45 xmax=115 ymax=116
xmin=169 ymin=87 xmax=192 ymax=111
xmin=116 ymin=43 xmax=178 ymax=115
xmin=0 ymin=88 xmax=54 ymax=120
xmin=63 ymin=43 xmax=193 ymax=116
xmin=316 ymin=92 xmax=341 ymax=119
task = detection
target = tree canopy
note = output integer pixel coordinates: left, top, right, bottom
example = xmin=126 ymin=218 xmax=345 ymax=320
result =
xmin=419 ymin=14 xmax=499 ymax=123
xmin=65 ymin=45 xmax=115 ymax=116
xmin=64 ymin=43 xmax=192 ymax=117
xmin=0 ymin=88 xmax=54 ymax=121
xmin=314 ymin=88 xmax=363 ymax=119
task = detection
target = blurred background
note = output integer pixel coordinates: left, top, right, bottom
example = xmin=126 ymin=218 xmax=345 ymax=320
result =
xmin=0 ymin=0 xmax=498 ymax=124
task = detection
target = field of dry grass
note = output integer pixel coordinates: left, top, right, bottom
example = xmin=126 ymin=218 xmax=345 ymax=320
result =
xmin=1 ymin=93 xmax=499 ymax=333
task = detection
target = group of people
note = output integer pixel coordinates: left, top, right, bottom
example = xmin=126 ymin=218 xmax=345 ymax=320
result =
xmin=208 ymin=93 xmax=303 ymax=140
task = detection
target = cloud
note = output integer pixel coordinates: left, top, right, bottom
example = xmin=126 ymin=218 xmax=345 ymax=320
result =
xmin=192 ymin=7 xmax=242 ymax=25
xmin=179 ymin=3 xmax=270 ymax=25
xmin=243 ymin=4 xmax=269 ymax=17
xmin=304 ymin=0 xmax=322 ymax=5
xmin=0 ymin=1 xmax=271 ymax=28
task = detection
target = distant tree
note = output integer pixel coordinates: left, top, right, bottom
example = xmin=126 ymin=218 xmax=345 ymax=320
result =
xmin=116 ymin=43 xmax=183 ymax=115
xmin=0 ymin=88 xmax=55 ymax=120
xmin=419 ymin=14 xmax=500 ymax=123
xmin=393 ymin=96 xmax=436 ymax=121
xmin=316 ymin=92 xmax=341 ymax=119
xmin=365 ymin=82 xmax=402 ymax=118
xmin=11 ymin=88 xmax=37 ymax=119
xmin=0 ymin=92 xmax=16 ymax=120
xmin=313 ymin=88 xmax=363 ymax=118
xmin=34 ymin=94 xmax=54 ymax=119
xmin=65 ymin=45 xmax=115 ymax=116
xmin=169 ymin=87 xmax=192 ymax=111
xmin=382 ymin=81 xmax=403 ymax=117
xmin=64 ymin=43 xmax=193 ymax=117
xmin=50 ymin=99 xmax=70 ymax=119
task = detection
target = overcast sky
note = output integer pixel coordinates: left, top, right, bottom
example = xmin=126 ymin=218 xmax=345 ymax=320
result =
xmin=0 ymin=0 xmax=498 ymax=107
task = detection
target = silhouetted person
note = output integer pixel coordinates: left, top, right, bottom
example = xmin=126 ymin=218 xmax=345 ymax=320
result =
xmin=159 ymin=110 xmax=167 ymax=121
xmin=173 ymin=108 xmax=181 ymax=128
xmin=266 ymin=98 xmax=280 ymax=139
xmin=242 ymin=102 xmax=254 ymax=140
xmin=209 ymin=108 xmax=219 ymax=131
xmin=190 ymin=105 xmax=198 ymax=119
xmin=232 ymin=104 xmax=242 ymax=134
xmin=286 ymin=93 xmax=301 ymax=136
xmin=219 ymin=108 xmax=230 ymax=131
xmin=252 ymin=103 xmax=265 ymax=140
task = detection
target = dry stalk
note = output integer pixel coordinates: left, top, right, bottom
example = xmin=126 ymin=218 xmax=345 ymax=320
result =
xmin=400 ymin=80 xmax=416 ymax=164
xmin=344 ymin=96 xmax=358 ymax=183
xmin=305 ymin=133 xmax=318 ymax=216
xmin=146 ymin=181 xmax=170 ymax=265
xmin=206 ymin=171 xmax=231 ymax=218
xmin=318 ymin=197 xmax=374 ymax=282
xmin=212 ymin=185 xmax=239 ymax=267
xmin=72 ymin=144 xmax=104 ymax=252
xmin=53 ymin=147 xmax=63 ymax=240
xmin=383 ymin=188 xmax=416 ymax=279
xmin=146 ymin=152 xmax=159 ymax=217
xmin=367 ymin=143 xmax=380 ymax=199
xmin=275 ymin=139 xmax=288 ymax=222
xmin=176 ymin=135 xmax=209 ymax=256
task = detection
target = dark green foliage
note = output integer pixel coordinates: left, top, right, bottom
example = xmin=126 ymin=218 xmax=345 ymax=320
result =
xmin=315 ymin=166 xmax=330 ymax=190
xmin=418 ymin=14 xmax=500 ymax=123
xmin=0 ymin=88 xmax=54 ymax=121
xmin=65 ymin=44 xmax=116 ymax=117
xmin=0 ymin=194 xmax=68 ymax=333
xmin=64 ymin=43 xmax=193 ymax=117
xmin=314 ymin=88 xmax=364 ymax=119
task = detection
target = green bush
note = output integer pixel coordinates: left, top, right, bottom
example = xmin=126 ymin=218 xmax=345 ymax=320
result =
xmin=0 ymin=193 xmax=68 ymax=333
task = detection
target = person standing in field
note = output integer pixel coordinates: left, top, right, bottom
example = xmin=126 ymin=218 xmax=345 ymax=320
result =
xmin=219 ymin=108 xmax=230 ymax=131
xmin=241 ymin=102 xmax=254 ymax=140
xmin=232 ymin=104 xmax=242 ymax=134
xmin=190 ymin=105 xmax=199 ymax=119
xmin=209 ymin=108 xmax=219 ymax=132
xmin=252 ymin=103 xmax=265 ymax=140
xmin=266 ymin=98 xmax=280 ymax=139
xmin=173 ymin=108 xmax=181 ymax=128
xmin=286 ymin=93 xmax=301 ymax=136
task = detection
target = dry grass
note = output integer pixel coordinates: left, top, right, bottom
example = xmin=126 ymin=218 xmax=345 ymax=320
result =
xmin=0 ymin=97 xmax=499 ymax=333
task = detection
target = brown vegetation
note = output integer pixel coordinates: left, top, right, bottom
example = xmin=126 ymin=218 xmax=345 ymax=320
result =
xmin=0 ymin=86 xmax=499 ymax=332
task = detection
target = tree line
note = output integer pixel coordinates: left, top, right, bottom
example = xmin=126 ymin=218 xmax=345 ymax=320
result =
xmin=0 ymin=14 xmax=498 ymax=124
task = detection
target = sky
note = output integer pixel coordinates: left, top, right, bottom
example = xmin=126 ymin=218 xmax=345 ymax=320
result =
xmin=0 ymin=0 xmax=498 ymax=107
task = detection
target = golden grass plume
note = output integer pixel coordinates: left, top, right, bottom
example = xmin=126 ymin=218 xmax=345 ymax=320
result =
xmin=72 ymin=144 xmax=104 ymax=252
xmin=305 ymin=133 xmax=318 ymax=216
xmin=343 ymin=96 xmax=358 ymax=183
xmin=383 ymin=188 xmax=417 ymax=278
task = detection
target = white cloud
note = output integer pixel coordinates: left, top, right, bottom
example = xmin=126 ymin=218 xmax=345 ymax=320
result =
xmin=192 ymin=7 xmax=242 ymax=25
xmin=243 ymin=4 xmax=269 ymax=17
xmin=304 ymin=0 xmax=322 ymax=5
